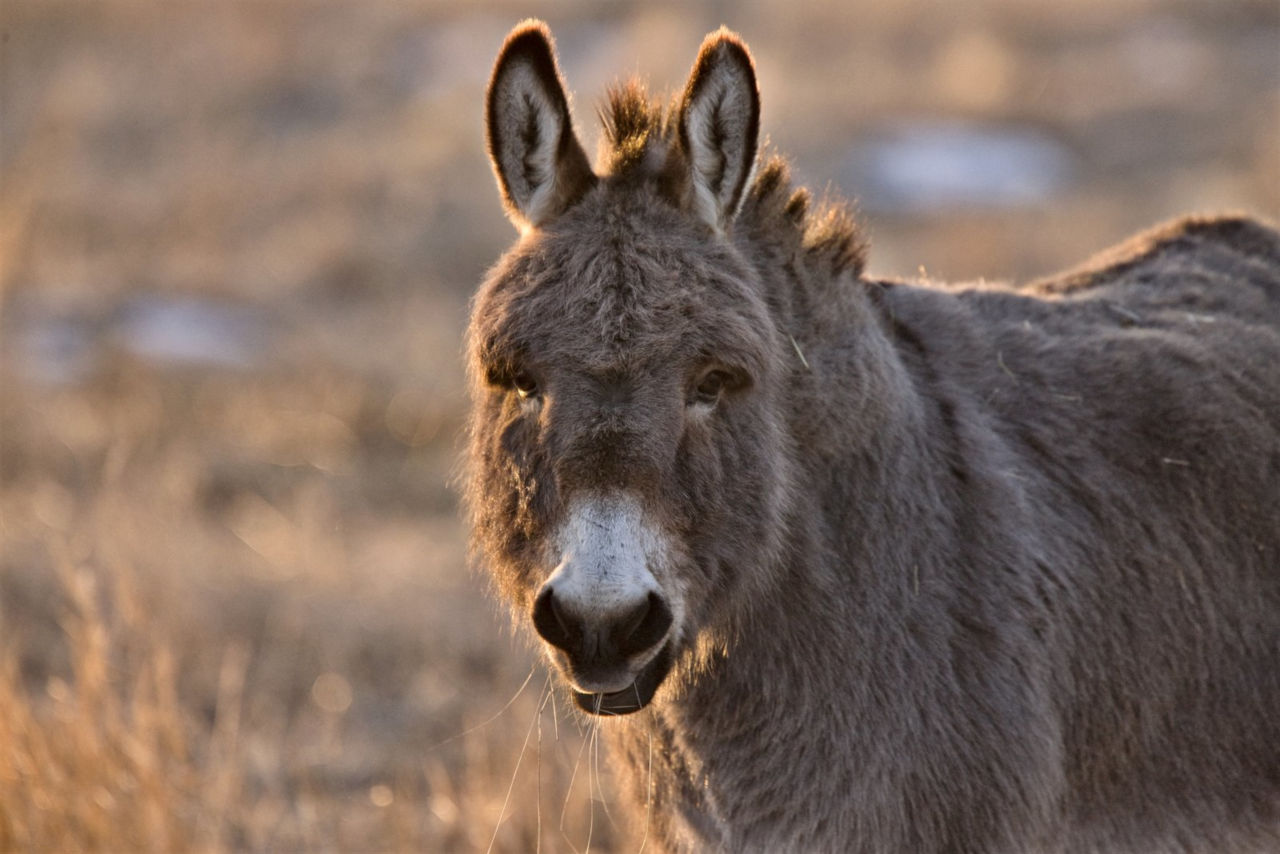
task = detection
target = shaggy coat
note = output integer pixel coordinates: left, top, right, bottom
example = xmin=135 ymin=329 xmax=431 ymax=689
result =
xmin=466 ymin=20 xmax=1280 ymax=853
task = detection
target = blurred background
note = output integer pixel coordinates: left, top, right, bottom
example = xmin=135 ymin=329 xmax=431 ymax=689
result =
xmin=0 ymin=0 xmax=1276 ymax=850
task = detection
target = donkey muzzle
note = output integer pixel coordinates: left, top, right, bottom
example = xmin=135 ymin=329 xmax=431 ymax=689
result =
xmin=535 ymin=494 xmax=680 ymax=713
xmin=532 ymin=584 xmax=673 ymax=713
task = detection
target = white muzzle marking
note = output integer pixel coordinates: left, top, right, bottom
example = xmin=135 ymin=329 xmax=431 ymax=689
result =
xmin=547 ymin=494 xmax=660 ymax=619
xmin=542 ymin=493 xmax=675 ymax=690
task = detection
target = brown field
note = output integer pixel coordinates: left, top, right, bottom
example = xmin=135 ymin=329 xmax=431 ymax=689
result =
xmin=1 ymin=1 xmax=1276 ymax=850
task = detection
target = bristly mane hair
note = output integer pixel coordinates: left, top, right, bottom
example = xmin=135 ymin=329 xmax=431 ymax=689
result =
xmin=598 ymin=80 xmax=868 ymax=279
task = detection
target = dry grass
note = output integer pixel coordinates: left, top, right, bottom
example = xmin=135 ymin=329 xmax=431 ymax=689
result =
xmin=0 ymin=548 xmax=627 ymax=852
xmin=0 ymin=552 xmax=198 ymax=851
xmin=1 ymin=0 xmax=1276 ymax=851
xmin=0 ymin=360 xmax=628 ymax=852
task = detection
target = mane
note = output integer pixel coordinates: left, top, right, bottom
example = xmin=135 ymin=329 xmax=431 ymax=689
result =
xmin=597 ymin=81 xmax=867 ymax=278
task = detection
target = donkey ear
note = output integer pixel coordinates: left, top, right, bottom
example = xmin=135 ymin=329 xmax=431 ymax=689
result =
xmin=486 ymin=21 xmax=596 ymax=232
xmin=676 ymin=29 xmax=760 ymax=231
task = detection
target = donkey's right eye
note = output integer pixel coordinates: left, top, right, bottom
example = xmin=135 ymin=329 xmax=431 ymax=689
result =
xmin=512 ymin=371 xmax=540 ymax=399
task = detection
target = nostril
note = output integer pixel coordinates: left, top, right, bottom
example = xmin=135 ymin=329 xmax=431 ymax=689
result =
xmin=532 ymin=587 xmax=580 ymax=652
xmin=534 ymin=587 xmax=672 ymax=662
xmin=616 ymin=596 xmax=651 ymax=640
xmin=613 ymin=591 xmax=673 ymax=657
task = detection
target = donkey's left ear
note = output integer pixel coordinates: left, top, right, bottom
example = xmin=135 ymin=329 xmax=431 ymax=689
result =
xmin=676 ymin=29 xmax=760 ymax=232
xmin=486 ymin=21 xmax=596 ymax=232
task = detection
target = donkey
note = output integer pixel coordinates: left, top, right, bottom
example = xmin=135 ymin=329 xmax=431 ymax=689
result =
xmin=465 ymin=20 xmax=1280 ymax=853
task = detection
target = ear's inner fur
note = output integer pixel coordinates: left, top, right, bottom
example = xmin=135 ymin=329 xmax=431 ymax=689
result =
xmin=677 ymin=32 xmax=760 ymax=231
xmin=485 ymin=23 xmax=596 ymax=230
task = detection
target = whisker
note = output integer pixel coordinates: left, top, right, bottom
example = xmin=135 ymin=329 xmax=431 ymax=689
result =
xmin=585 ymin=704 xmax=600 ymax=852
xmin=560 ymin=703 xmax=595 ymax=853
xmin=426 ymin=663 xmax=537 ymax=753
xmin=638 ymin=709 xmax=653 ymax=853
xmin=535 ymin=674 xmax=554 ymax=854
xmin=595 ymin=714 xmax=616 ymax=829
xmin=485 ymin=669 xmax=547 ymax=854
xmin=550 ymin=680 xmax=560 ymax=741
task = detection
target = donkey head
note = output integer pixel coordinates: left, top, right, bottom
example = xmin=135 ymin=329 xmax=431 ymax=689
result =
xmin=467 ymin=21 xmax=792 ymax=715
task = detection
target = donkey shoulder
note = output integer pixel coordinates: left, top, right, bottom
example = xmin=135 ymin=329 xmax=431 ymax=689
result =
xmin=903 ymin=214 xmax=1280 ymax=369
xmin=870 ymin=215 xmax=1280 ymax=352
xmin=873 ymin=215 xmax=1280 ymax=475
xmin=1026 ymin=214 xmax=1280 ymax=310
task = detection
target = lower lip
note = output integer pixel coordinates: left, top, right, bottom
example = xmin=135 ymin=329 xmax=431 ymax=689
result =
xmin=571 ymin=644 xmax=673 ymax=716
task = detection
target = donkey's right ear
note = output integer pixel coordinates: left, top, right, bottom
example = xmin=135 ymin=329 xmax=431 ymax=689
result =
xmin=486 ymin=21 xmax=596 ymax=233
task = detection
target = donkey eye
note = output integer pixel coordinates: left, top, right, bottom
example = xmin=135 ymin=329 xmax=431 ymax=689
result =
xmin=512 ymin=370 xmax=540 ymax=399
xmin=691 ymin=370 xmax=728 ymax=406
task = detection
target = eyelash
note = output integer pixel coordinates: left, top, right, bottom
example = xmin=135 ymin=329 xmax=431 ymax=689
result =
xmin=690 ymin=369 xmax=731 ymax=406
xmin=512 ymin=370 xmax=539 ymax=399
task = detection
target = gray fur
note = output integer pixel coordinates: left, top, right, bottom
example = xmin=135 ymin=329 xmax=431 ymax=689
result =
xmin=467 ymin=22 xmax=1280 ymax=853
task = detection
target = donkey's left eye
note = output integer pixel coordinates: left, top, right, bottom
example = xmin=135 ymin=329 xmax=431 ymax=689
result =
xmin=691 ymin=370 xmax=729 ymax=406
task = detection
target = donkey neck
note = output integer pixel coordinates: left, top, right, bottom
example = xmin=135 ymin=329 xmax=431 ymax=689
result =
xmin=604 ymin=280 xmax=1034 ymax=849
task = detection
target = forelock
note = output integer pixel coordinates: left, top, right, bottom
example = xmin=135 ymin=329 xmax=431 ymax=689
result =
xmin=598 ymin=81 xmax=675 ymax=177
xmin=594 ymin=83 xmax=866 ymax=280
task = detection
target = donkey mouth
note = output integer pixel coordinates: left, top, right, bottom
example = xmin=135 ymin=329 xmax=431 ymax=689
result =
xmin=571 ymin=643 xmax=674 ymax=716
